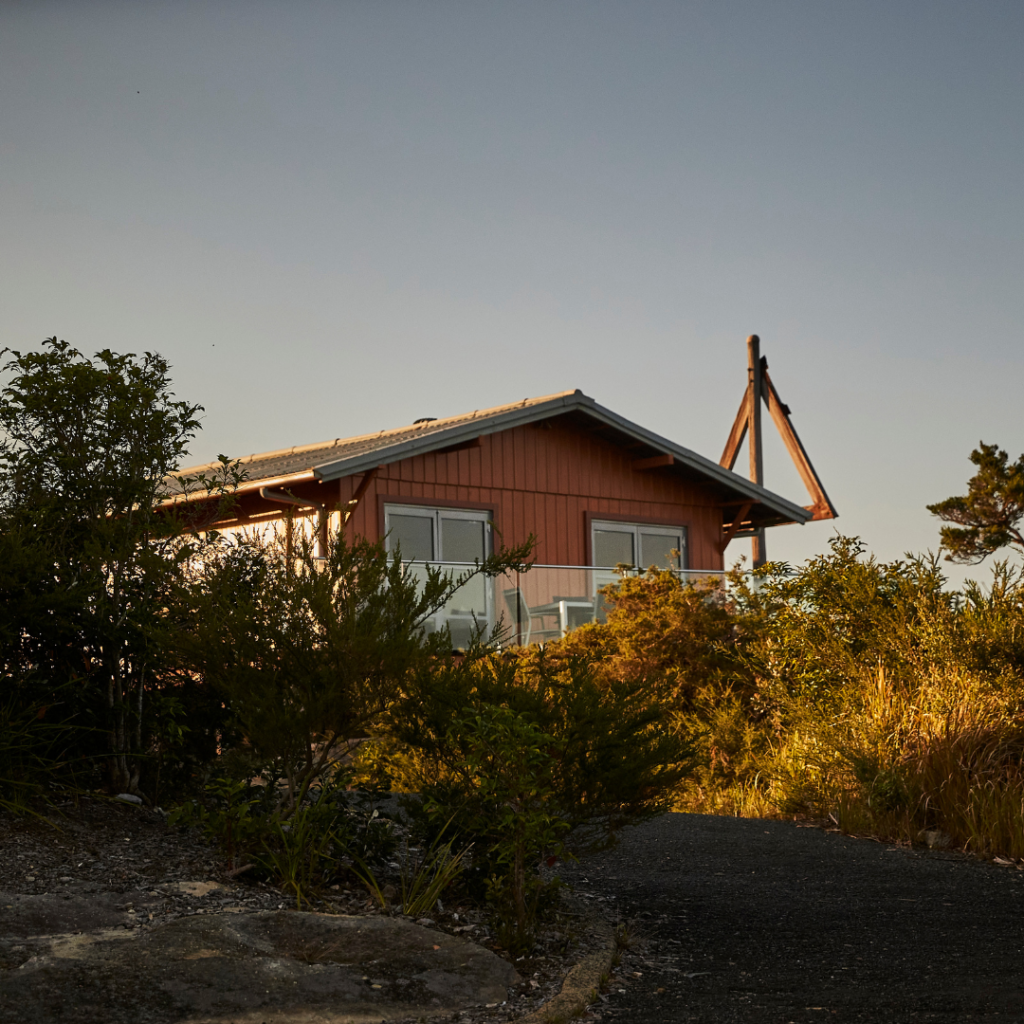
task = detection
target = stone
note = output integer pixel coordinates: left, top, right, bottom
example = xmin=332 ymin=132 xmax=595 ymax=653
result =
xmin=919 ymin=829 xmax=952 ymax=850
xmin=166 ymin=880 xmax=227 ymax=897
xmin=0 ymin=910 xmax=519 ymax=1024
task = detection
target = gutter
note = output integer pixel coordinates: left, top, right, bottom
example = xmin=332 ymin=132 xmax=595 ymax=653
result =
xmin=156 ymin=470 xmax=318 ymax=509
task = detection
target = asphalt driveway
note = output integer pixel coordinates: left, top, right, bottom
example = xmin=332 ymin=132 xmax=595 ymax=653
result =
xmin=565 ymin=813 xmax=1024 ymax=1023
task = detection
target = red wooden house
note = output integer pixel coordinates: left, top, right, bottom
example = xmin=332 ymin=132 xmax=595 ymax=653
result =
xmin=170 ymin=389 xmax=811 ymax=645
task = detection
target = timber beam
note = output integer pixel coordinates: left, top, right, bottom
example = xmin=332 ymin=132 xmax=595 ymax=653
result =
xmin=719 ymin=500 xmax=754 ymax=553
xmin=343 ymin=466 xmax=380 ymax=524
xmin=719 ymin=339 xmax=838 ymax=545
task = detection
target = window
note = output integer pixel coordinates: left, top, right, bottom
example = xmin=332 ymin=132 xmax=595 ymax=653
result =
xmin=591 ymin=520 xmax=687 ymax=570
xmin=384 ymin=504 xmax=493 ymax=648
xmin=384 ymin=505 xmax=492 ymax=563
xmin=590 ymin=519 xmax=688 ymax=623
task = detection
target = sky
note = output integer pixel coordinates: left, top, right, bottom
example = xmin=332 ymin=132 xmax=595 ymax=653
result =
xmin=3 ymin=1 xmax=1022 ymax=585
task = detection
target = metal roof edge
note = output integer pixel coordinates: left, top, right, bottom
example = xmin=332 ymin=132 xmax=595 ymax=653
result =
xmin=156 ymin=469 xmax=319 ymax=507
xmin=312 ymin=391 xmax=591 ymax=480
xmin=581 ymin=400 xmax=811 ymax=523
xmin=314 ymin=390 xmax=809 ymax=524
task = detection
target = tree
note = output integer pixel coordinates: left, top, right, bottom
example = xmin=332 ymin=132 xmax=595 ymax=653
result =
xmin=184 ymin=520 xmax=532 ymax=810
xmin=0 ymin=338 xmax=204 ymax=794
xmin=928 ymin=442 xmax=1024 ymax=564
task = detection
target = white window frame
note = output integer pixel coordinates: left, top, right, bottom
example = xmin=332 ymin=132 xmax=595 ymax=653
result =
xmin=384 ymin=503 xmax=494 ymax=648
xmin=383 ymin=504 xmax=493 ymax=563
xmin=590 ymin=519 xmax=688 ymax=571
xmin=589 ymin=519 xmax=688 ymax=624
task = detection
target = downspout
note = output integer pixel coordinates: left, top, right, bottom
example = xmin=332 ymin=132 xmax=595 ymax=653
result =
xmin=259 ymin=487 xmax=328 ymax=560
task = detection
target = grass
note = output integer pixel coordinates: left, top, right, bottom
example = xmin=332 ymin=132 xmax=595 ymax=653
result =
xmin=677 ymin=664 xmax=1024 ymax=860
xmin=353 ymin=832 xmax=468 ymax=917
xmin=551 ymin=540 xmax=1024 ymax=863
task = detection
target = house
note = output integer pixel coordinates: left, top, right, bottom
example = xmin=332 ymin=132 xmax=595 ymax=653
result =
xmin=167 ymin=389 xmax=812 ymax=645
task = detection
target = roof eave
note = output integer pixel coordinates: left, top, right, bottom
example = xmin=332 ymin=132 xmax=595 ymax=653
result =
xmin=580 ymin=400 xmax=812 ymax=525
xmin=156 ymin=469 xmax=319 ymax=508
xmin=311 ymin=391 xmax=590 ymax=481
xmin=311 ymin=391 xmax=810 ymax=526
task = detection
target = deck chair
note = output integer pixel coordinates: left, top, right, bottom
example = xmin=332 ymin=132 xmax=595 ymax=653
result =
xmin=502 ymin=588 xmax=562 ymax=646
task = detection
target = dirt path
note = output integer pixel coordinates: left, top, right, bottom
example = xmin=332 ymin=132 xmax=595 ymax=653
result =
xmin=565 ymin=813 xmax=1024 ymax=1023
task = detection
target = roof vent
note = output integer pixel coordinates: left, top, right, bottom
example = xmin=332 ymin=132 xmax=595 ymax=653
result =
xmin=413 ymin=417 xmax=437 ymax=425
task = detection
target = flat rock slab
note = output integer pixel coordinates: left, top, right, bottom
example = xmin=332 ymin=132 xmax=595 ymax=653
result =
xmin=0 ymin=910 xmax=519 ymax=1024
xmin=1 ymin=891 xmax=132 ymax=940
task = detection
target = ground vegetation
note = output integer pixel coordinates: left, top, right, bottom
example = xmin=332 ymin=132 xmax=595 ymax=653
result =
xmin=554 ymin=538 xmax=1024 ymax=861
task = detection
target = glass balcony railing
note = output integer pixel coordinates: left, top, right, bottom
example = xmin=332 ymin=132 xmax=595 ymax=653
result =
xmin=404 ymin=562 xmax=725 ymax=648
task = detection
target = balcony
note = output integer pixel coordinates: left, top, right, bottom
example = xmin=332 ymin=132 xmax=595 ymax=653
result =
xmin=404 ymin=562 xmax=726 ymax=648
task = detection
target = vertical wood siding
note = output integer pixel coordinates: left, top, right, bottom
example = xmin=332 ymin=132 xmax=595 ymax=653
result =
xmin=334 ymin=417 xmax=728 ymax=571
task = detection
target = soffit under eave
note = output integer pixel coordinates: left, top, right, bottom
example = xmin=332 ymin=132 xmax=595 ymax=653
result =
xmin=555 ymin=408 xmax=811 ymax=528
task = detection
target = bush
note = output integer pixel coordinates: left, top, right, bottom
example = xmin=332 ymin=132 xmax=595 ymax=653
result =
xmin=568 ymin=539 xmax=1024 ymax=859
xmin=170 ymin=769 xmax=399 ymax=907
xmin=181 ymin=519 xmax=531 ymax=812
xmin=364 ymin=648 xmax=694 ymax=952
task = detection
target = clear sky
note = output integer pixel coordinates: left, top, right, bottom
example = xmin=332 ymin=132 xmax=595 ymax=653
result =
xmin=3 ymin=1 xmax=1022 ymax=584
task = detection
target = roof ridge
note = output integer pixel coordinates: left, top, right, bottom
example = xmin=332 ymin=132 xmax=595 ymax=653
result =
xmin=176 ymin=389 xmax=582 ymax=476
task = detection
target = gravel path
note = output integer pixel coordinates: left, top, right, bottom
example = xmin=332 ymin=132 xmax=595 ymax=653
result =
xmin=563 ymin=813 xmax=1024 ymax=1023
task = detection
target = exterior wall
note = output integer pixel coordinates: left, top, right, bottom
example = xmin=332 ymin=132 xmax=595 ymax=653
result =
xmin=327 ymin=417 xmax=727 ymax=571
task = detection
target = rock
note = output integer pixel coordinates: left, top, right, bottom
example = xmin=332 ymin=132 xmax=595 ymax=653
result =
xmin=919 ymin=829 xmax=952 ymax=850
xmin=0 ymin=910 xmax=519 ymax=1024
xmin=114 ymin=794 xmax=143 ymax=806
xmin=166 ymin=880 xmax=227 ymax=897
xmin=0 ymin=893 xmax=130 ymax=938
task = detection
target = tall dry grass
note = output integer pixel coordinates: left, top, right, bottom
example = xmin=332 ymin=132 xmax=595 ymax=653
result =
xmin=553 ymin=538 xmax=1024 ymax=860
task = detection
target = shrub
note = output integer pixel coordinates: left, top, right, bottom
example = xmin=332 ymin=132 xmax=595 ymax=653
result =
xmin=573 ymin=538 xmax=1024 ymax=860
xmin=170 ymin=769 xmax=399 ymax=907
xmin=369 ymin=649 xmax=694 ymax=952
xmin=181 ymin=522 xmax=531 ymax=811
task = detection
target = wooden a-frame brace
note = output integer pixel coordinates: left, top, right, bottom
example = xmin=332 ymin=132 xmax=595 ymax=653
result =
xmin=719 ymin=335 xmax=837 ymax=565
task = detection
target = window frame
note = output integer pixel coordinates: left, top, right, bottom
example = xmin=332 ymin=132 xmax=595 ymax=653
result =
xmin=586 ymin=514 xmax=689 ymax=571
xmin=383 ymin=502 xmax=493 ymax=564
xmin=382 ymin=501 xmax=495 ymax=650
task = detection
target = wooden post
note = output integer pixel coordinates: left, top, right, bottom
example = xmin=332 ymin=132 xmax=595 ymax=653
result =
xmin=747 ymin=335 xmax=767 ymax=567
xmin=720 ymin=334 xmax=836 ymax=565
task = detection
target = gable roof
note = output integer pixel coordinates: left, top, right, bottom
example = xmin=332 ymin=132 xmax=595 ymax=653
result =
xmin=168 ymin=389 xmax=812 ymax=527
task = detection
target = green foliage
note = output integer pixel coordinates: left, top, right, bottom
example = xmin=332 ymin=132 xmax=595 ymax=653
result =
xmin=380 ymin=650 xmax=693 ymax=952
xmin=552 ymin=569 xmax=758 ymax=815
xmin=260 ymin=786 xmax=352 ymax=910
xmin=396 ymin=837 xmax=468 ymax=918
xmin=170 ymin=770 xmax=399 ymax=906
xmin=728 ymin=536 xmax=954 ymax=714
xmin=0 ymin=338 xmax=215 ymax=796
xmin=928 ymin=441 xmax=1024 ymax=563
xmin=353 ymin=826 xmax=469 ymax=918
xmin=720 ymin=541 xmax=1024 ymax=837
xmin=183 ymin=521 xmax=532 ymax=811
xmin=0 ymin=687 xmax=78 ymax=814
xmin=556 ymin=569 xmax=736 ymax=708
xmin=168 ymin=774 xmax=275 ymax=870
xmin=578 ymin=537 xmax=1024 ymax=859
